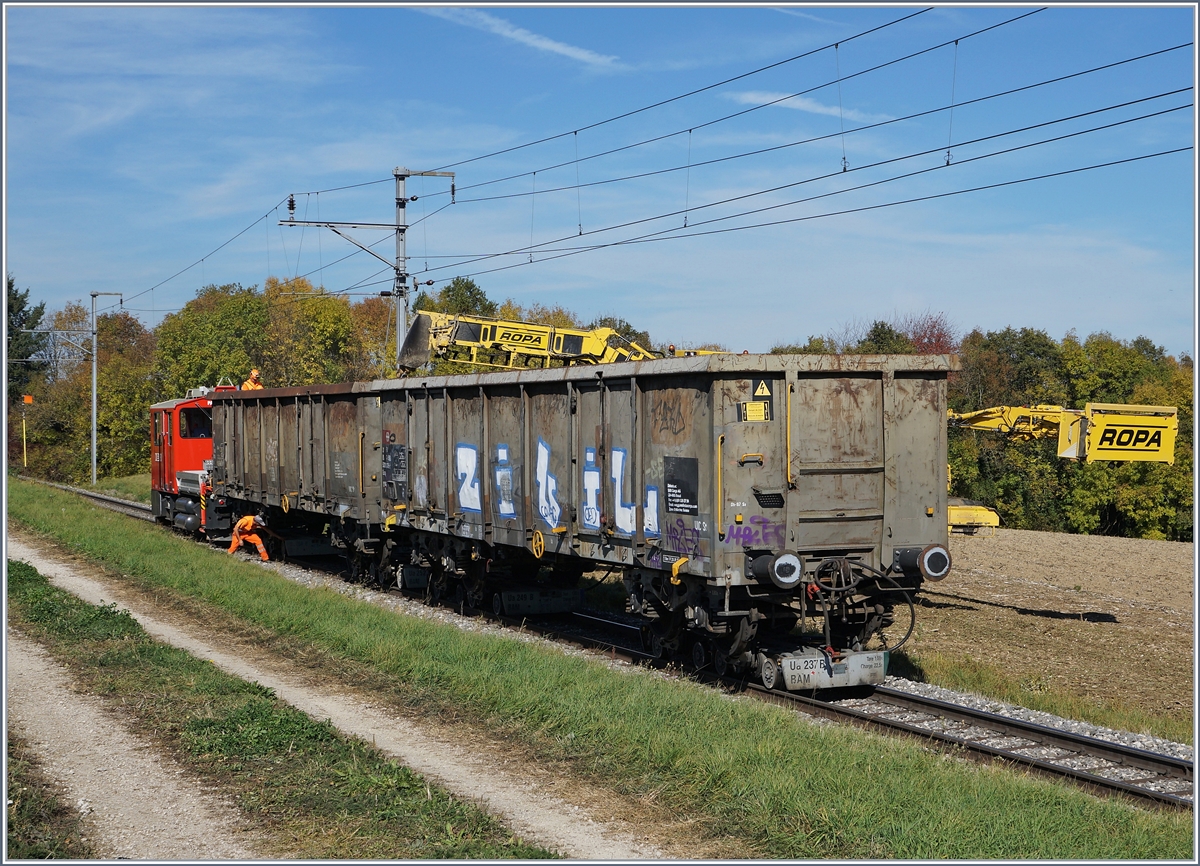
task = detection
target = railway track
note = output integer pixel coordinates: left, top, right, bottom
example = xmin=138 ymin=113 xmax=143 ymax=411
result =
xmin=33 ymin=480 xmax=156 ymax=521
xmin=38 ymin=478 xmax=1195 ymax=810
xmin=496 ymin=607 xmax=1193 ymax=809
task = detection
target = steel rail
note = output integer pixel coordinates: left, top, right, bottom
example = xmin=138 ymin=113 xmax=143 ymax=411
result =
xmin=519 ymin=609 xmax=1194 ymax=810
xmin=27 ymin=478 xmax=155 ymax=521
xmin=33 ymin=479 xmax=1192 ymax=809
xmin=748 ymin=683 xmax=1192 ymax=810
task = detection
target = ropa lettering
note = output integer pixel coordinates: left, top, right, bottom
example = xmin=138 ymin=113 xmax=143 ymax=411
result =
xmin=1098 ymin=427 xmax=1163 ymax=449
xmin=497 ymin=331 xmax=543 ymax=344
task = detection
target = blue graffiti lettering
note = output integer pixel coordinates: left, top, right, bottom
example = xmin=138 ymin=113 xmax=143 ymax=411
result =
xmin=581 ymin=447 xmax=601 ymax=530
xmin=535 ymin=438 xmax=562 ymax=529
xmin=494 ymin=444 xmax=516 ymax=519
xmin=455 ymin=443 xmax=482 ymax=513
xmin=611 ymin=448 xmax=636 ymax=535
xmin=644 ymin=486 xmax=660 ymax=537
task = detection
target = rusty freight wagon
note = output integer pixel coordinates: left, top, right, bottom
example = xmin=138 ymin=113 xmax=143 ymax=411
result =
xmin=208 ymin=353 xmax=955 ymax=690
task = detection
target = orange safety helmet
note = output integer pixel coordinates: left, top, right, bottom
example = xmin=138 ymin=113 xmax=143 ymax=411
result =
xmin=250 ymin=369 xmax=261 ymax=379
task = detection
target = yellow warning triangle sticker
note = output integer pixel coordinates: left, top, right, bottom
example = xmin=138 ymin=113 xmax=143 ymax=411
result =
xmin=754 ymin=380 xmax=771 ymax=397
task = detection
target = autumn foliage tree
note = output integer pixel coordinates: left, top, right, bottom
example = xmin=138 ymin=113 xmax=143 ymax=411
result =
xmin=154 ymin=283 xmax=268 ymax=396
xmin=260 ymin=276 xmax=356 ymax=387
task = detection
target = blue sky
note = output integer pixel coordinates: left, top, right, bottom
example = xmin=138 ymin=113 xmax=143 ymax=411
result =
xmin=4 ymin=4 xmax=1196 ymax=357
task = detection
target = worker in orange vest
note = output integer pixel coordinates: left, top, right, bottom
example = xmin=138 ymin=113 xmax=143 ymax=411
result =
xmin=227 ymin=514 xmax=281 ymax=561
xmin=242 ymin=369 xmax=264 ymax=390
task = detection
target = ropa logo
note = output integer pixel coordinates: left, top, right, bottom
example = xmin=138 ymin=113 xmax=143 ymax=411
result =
xmin=498 ymin=331 xmax=542 ymax=344
xmin=1097 ymin=426 xmax=1164 ymax=449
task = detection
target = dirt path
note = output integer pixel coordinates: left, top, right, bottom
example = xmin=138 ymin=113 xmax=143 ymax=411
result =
xmin=6 ymin=533 xmax=674 ymax=860
xmin=6 ymin=632 xmax=259 ymax=859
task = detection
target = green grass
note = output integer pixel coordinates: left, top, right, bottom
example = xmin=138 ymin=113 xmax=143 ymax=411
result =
xmin=5 ymin=559 xmax=553 ymax=860
xmin=6 ymin=734 xmax=95 ymax=859
xmin=7 ymin=478 xmax=1194 ymax=859
xmin=90 ymin=472 xmax=151 ymax=503
xmin=892 ymin=649 xmax=1194 ymax=746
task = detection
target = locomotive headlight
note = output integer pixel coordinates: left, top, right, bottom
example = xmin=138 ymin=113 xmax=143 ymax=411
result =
xmin=918 ymin=544 xmax=952 ymax=581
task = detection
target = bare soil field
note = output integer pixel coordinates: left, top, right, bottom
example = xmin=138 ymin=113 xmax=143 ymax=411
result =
xmin=914 ymin=529 xmax=1194 ymax=719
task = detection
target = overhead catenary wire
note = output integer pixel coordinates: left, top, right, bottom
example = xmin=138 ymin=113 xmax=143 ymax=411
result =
xmin=100 ymin=197 xmax=289 ymax=313
xmin=283 ymin=8 xmax=939 ymax=199
xmin=409 ymin=95 xmax=1192 ymax=275
xmin=431 ymin=7 xmax=1048 ymax=199
xmin=426 ymin=7 xmax=939 ymax=174
xmin=436 ymin=148 xmax=1192 ymax=284
xmin=445 ymin=43 xmax=1193 ymax=206
xmin=102 ymin=7 xmax=1053 ymax=316
xmin=108 ymin=11 xmax=1182 ymax=320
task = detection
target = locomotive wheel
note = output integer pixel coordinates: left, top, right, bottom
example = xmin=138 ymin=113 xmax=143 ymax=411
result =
xmin=648 ymin=631 xmax=665 ymax=659
xmin=454 ymin=581 xmax=467 ymax=609
xmin=760 ymin=656 xmax=779 ymax=690
xmin=691 ymin=640 xmax=707 ymax=670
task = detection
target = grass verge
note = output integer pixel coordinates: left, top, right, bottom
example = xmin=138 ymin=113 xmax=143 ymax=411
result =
xmin=7 ymin=478 xmax=1194 ymax=859
xmin=892 ymin=649 xmax=1193 ymax=745
xmin=90 ymin=472 xmax=151 ymax=504
xmin=6 ymin=733 xmax=95 ymax=859
xmin=5 ymin=559 xmax=552 ymax=859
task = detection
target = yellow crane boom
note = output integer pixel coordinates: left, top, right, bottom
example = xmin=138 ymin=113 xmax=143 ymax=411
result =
xmin=948 ymin=403 xmax=1178 ymax=464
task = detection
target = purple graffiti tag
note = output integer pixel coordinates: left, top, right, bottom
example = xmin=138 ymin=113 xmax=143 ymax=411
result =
xmin=723 ymin=514 xmax=786 ymax=547
xmin=663 ymin=518 xmax=703 ymax=556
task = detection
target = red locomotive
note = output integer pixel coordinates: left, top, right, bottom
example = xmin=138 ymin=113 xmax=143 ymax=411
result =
xmin=149 ymin=384 xmax=235 ymax=536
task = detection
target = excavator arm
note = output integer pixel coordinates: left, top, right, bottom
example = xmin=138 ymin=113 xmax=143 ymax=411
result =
xmin=948 ymin=403 xmax=1178 ymax=464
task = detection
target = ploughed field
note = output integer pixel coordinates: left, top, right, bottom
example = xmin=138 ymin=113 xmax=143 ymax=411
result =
xmin=909 ymin=528 xmax=1193 ymax=725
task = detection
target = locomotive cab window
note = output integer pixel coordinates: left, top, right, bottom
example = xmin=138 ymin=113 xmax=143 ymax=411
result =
xmin=153 ymin=412 xmax=164 ymax=446
xmin=179 ymin=407 xmax=213 ymax=439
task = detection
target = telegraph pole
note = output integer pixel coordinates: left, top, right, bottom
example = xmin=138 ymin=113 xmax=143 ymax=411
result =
xmin=91 ymin=291 xmax=122 ymax=485
xmin=280 ymin=167 xmax=453 ymax=373
xmin=391 ymin=168 xmax=454 ymax=367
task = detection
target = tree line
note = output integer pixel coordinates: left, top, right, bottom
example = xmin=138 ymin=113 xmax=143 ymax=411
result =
xmin=770 ymin=314 xmax=1193 ymax=542
xmin=6 ymin=274 xmax=1191 ymax=540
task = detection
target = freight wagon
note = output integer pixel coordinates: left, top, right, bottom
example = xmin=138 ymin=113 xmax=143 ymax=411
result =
xmin=184 ymin=353 xmax=955 ymax=689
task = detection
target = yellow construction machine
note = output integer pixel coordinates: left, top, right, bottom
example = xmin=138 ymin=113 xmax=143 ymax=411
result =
xmin=398 ymin=310 xmax=716 ymax=371
xmin=946 ymin=403 xmax=1179 ymax=534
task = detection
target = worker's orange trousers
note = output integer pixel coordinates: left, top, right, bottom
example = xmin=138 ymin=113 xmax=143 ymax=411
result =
xmin=228 ymin=532 xmax=269 ymax=561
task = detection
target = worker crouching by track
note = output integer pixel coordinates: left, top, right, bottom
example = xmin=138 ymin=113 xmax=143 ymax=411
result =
xmin=228 ymin=514 xmax=281 ymax=561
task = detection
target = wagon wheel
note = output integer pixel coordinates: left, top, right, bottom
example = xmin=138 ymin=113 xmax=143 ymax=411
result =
xmin=492 ymin=592 xmax=505 ymax=617
xmin=691 ymin=640 xmax=708 ymax=671
xmin=759 ymin=656 xmax=780 ymax=690
xmin=711 ymin=646 xmax=729 ymax=678
xmin=427 ymin=575 xmax=444 ymax=605
xmin=530 ymin=529 xmax=545 ymax=559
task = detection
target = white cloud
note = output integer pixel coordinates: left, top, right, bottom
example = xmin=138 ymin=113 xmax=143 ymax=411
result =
xmin=420 ymin=8 xmax=626 ymax=71
xmin=725 ymin=90 xmax=891 ymax=124
xmin=770 ymin=8 xmax=841 ymax=26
